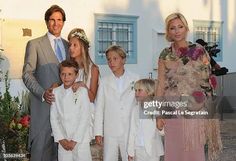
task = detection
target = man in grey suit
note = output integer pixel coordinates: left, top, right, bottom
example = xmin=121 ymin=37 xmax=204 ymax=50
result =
xmin=22 ymin=5 xmax=69 ymax=161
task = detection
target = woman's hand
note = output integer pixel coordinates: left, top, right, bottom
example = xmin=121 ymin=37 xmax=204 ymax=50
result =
xmin=72 ymin=81 xmax=87 ymax=92
xmin=156 ymin=118 xmax=165 ymax=130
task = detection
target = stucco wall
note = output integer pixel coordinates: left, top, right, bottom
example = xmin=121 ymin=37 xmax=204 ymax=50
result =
xmin=0 ymin=0 xmax=235 ymax=96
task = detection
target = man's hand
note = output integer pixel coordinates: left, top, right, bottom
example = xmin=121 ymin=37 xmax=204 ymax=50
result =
xmin=59 ymin=139 xmax=70 ymax=151
xmin=51 ymin=82 xmax=60 ymax=89
xmin=43 ymin=88 xmax=55 ymax=104
xmin=128 ymin=155 xmax=134 ymax=161
xmin=68 ymin=140 xmax=77 ymax=150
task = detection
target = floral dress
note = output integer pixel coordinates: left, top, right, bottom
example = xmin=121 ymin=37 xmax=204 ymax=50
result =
xmin=156 ymin=42 xmax=222 ymax=161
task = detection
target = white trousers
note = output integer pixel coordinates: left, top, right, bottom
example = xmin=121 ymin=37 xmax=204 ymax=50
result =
xmin=134 ymin=147 xmax=160 ymax=161
xmin=58 ymin=142 xmax=92 ymax=161
xmin=104 ymin=136 xmax=128 ymax=161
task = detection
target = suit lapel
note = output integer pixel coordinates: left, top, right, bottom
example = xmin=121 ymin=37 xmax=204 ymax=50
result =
xmin=39 ymin=34 xmax=59 ymax=64
xmin=121 ymin=72 xmax=135 ymax=95
xmin=107 ymin=75 xmax=119 ymax=92
xmin=38 ymin=34 xmax=61 ymax=78
xmin=107 ymin=71 xmax=135 ymax=95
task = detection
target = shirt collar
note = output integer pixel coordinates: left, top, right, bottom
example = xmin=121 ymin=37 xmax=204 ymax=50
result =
xmin=47 ymin=32 xmax=61 ymax=42
xmin=112 ymin=69 xmax=126 ymax=80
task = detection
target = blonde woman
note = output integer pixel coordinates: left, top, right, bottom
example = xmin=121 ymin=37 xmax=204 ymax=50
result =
xmin=156 ymin=13 xmax=222 ymax=161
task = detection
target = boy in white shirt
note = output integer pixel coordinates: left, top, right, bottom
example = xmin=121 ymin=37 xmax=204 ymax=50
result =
xmin=50 ymin=60 xmax=92 ymax=161
xmin=127 ymin=79 xmax=164 ymax=161
xmin=94 ymin=45 xmax=139 ymax=161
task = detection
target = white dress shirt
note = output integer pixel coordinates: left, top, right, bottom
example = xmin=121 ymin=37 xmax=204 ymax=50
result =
xmin=47 ymin=32 xmax=66 ymax=60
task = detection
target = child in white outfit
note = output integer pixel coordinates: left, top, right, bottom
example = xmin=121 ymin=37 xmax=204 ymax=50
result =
xmin=127 ymin=79 xmax=164 ymax=161
xmin=94 ymin=45 xmax=139 ymax=161
xmin=68 ymin=28 xmax=100 ymax=140
xmin=50 ymin=60 xmax=92 ymax=161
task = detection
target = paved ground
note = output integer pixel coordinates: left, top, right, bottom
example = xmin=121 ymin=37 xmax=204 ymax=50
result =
xmin=216 ymin=113 xmax=236 ymax=161
xmin=91 ymin=113 xmax=236 ymax=161
xmin=10 ymin=113 xmax=235 ymax=161
xmin=4 ymin=115 xmax=234 ymax=161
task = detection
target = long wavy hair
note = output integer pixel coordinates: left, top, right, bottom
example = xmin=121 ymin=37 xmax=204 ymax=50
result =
xmin=68 ymin=28 xmax=95 ymax=83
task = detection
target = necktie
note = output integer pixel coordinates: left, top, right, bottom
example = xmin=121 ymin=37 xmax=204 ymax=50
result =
xmin=54 ymin=39 xmax=64 ymax=62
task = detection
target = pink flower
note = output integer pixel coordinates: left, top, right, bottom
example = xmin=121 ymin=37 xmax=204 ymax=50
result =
xmin=19 ymin=115 xmax=30 ymax=128
xmin=192 ymin=91 xmax=205 ymax=103
xmin=178 ymin=47 xmax=188 ymax=57
xmin=187 ymin=47 xmax=204 ymax=60
xmin=191 ymin=48 xmax=204 ymax=60
xmin=177 ymin=45 xmax=204 ymax=63
xmin=209 ymin=75 xmax=217 ymax=89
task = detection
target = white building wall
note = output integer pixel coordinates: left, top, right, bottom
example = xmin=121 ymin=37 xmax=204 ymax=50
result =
xmin=0 ymin=0 xmax=236 ymax=96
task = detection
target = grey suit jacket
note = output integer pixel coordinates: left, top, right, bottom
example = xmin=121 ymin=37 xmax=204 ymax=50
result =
xmin=22 ymin=34 xmax=69 ymax=146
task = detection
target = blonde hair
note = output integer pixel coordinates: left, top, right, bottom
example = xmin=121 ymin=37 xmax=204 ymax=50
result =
xmin=165 ymin=12 xmax=189 ymax=42
xmin=68 ymin=28 xmax=95 ymax=83
xmin=105 ymin=45 xmax=127 ymax=59
xmin=134 ymin=79 xmax=156 ymax=97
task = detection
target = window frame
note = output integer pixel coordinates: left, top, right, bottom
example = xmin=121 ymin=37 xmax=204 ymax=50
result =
xmin=193 ymin=20 xmax=223 ymax=61
xmin=94 ymin=13 xmax=138 ymax=64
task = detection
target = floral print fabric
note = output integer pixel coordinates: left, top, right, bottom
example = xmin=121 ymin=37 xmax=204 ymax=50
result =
xmin=158 ymin=42 xmax=213 ymax=112
xmin=156 ymin=42 xmax=222 ymax=161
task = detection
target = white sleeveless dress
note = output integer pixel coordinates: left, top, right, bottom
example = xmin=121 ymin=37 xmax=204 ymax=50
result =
xmin=76 ymin=64 xmax=96 ymax=140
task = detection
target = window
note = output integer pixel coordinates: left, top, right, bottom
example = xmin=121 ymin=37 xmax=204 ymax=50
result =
xmin=193 ymin=20 xmax=223 ymax=61
xmin=95 ymin=14 xmax=138 ymax=64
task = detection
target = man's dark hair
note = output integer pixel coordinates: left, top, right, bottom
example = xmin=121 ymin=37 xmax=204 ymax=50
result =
xmin=44 ymin=5 xmax=66 ymax=22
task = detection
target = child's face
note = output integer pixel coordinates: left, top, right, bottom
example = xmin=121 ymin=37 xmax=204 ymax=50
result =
xmin=69 ymin=37 xmax=82 ymax=59
xmin=135 ymin=88 xmax=148 ymax=102
xmin=106 ymin=51 xmax=125 ymax=75
xmin=60 ymin=67 xmax=78 ymax=89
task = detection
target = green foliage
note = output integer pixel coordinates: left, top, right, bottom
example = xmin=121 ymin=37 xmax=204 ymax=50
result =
xmin=0 ymin=72 xmax=30 ymax=153
xmin=0 ymin=72 xmax=18 ymax=138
